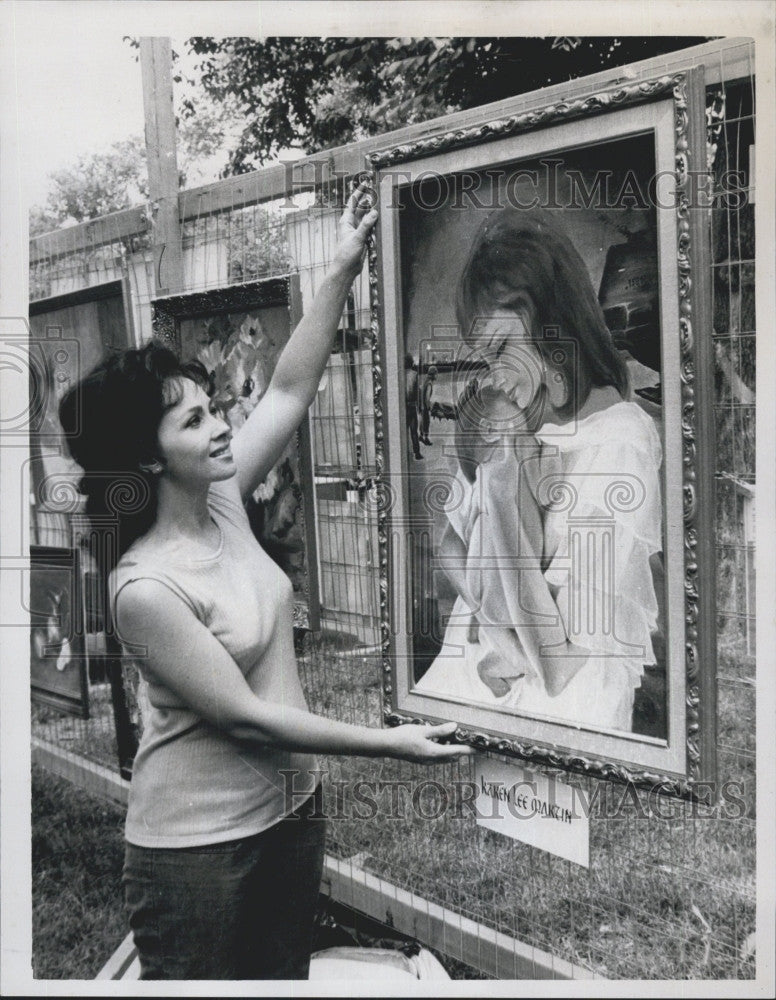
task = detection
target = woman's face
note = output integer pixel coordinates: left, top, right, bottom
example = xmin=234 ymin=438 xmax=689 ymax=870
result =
xmin=156 ymin=378 xmax=236 ymax=487
xmin=468 ymin=308 xmax=545 ymax=411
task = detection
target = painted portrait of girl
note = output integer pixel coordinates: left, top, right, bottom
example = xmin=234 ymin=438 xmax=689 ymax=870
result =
xmin=410 ymin=207 xmax=666 ymax=737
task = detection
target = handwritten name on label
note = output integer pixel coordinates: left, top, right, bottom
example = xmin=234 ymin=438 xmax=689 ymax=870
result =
xmin=479 ymin=776 xmax=575 ymax=823
xmin=474 ymin=756 xmax=590 ymax=868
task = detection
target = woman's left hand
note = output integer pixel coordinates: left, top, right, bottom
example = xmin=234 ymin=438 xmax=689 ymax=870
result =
xmin=332 ymin=179 xmax=378 ymax=277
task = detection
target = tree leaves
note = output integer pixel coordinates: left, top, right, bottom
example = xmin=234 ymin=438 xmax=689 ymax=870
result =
xmin=33 ymin=34 xmax=712 ymax=233
xmin=29 ymin=108 xmax=238 ymax=235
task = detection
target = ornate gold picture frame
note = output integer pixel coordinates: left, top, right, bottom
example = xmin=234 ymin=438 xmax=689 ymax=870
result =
xmin=369 ymin=71 xmax=716 ymax=797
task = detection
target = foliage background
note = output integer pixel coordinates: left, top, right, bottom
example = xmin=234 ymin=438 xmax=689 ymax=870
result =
xmin=30 ymin=36 xmax=709 ymax=235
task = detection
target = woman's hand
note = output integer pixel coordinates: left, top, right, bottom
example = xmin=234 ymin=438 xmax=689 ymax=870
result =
xmin=226 ymin=178 xmax=377 ymax=499
xmin=385 ymin=721 xmax=473 ymax=764
xmin=331 ymin=178 xmax=378 ymax=277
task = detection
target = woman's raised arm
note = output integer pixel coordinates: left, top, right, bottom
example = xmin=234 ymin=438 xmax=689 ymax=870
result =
xmin=230 ymin=181 xmax=377 ymax=500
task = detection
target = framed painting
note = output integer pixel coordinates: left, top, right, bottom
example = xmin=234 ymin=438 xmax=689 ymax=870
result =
xmin=369 ymin=71 xmax=716 ymax=797
xmin=30 ymin=546 xmax=89 ymax=718
xmin=28 ymin=279 xmax=133 ymax=548
xmin=152 ymin=277 xmax=321 ymax=629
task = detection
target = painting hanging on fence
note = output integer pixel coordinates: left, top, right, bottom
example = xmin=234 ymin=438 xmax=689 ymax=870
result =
xmin=370 ymin=71 xmax=717 ymax=797
xmin=28 ymin=279 xmax=132 ymax=549
xmin=152 ymin=277 xmax=320 ymax=629
xmin=30 ymin=546 xmax=89 ymax=718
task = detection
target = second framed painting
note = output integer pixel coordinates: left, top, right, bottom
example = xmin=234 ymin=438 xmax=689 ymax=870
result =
xmin=152 ymin=277 xmax=321 ymax=629
xmin=370 ymin=71 xmax=716 ymax=797
xmin=30 ymin=546 xmax=89 ymax=718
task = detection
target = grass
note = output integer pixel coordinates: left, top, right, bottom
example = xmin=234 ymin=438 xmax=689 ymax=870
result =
xmin=298 ymin=633 xmax=757 ymax=981
xmin=31 ymin=764 xmax=128 ymax=980
xmin=31 ymin=629 xmax=756 ymax=981
xmin=316 ymin=754 xmax=756 ymax=979
xmin=31 ymin=761 xmax=485 ymax=981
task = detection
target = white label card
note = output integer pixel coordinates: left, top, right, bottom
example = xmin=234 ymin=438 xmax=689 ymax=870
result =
xmin=473 ymin=756 xmax=590 ymax=868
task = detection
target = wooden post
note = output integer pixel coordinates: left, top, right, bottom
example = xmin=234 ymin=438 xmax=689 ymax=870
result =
xmin=140 ymin=37 xmax=184 ymax=296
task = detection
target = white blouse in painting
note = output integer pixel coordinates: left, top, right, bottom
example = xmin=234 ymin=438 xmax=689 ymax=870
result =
xmin=413 ymin=400 xmax=663 ymax=734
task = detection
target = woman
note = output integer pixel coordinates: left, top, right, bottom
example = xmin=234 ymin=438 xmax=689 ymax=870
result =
xmin=60 ymin=184 xmax=470 ymax=981
xmin=414 ymin=208 xmax=663 ymax=734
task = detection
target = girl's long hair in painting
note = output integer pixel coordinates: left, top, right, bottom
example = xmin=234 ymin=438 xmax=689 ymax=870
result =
xmin=59 ymin=341 xmax=210 ymax=576
xmin=456 ymin=208 xmax=629 ymax=420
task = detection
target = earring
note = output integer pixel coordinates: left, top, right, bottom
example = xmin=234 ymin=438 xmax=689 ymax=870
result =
xmin=545 ymin=370 xmax=568 ymax=409
xmin=139 ymin=460 xmax=163 ymax=475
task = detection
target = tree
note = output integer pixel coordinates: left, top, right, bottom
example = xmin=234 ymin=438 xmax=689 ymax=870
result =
xmin=30 ymin=35 xmax=711 ymax=236
xmin=29 ymin=107 xmax=236 ymax=237
xmin=182 ymin=36 xmax=710 ymax=173
xmin=29 ymin=139 xmax=148 ymax=237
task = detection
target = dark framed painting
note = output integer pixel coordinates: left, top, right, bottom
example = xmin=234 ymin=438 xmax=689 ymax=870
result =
xmin=152 ymin=277 xmax=321 ymax=629
xmin=29 ymin=546 xmax=89 ymax=718
xmin=369 ymin=71 xmax=716 ymax=797
xmin=28 ymin=278 xmax=133 ymax=548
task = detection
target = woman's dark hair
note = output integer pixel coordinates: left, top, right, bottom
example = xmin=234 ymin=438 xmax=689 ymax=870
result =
xmin=456 ymin=208 xmax=628 ymax=419
xmin=59 ymin=340 xmax=209 ymax=568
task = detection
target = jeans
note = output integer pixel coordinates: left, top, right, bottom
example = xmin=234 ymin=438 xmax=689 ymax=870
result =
xmin=122 ymin=786 xmax=326 ymax=980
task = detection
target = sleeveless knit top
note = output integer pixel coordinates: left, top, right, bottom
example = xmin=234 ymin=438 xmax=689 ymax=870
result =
xmin=110 ymin=482 xmax=318 ymax=848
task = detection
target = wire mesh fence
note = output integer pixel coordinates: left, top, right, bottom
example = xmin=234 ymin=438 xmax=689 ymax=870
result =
xmin=27 ymin=42 xmax=757 ymax=980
